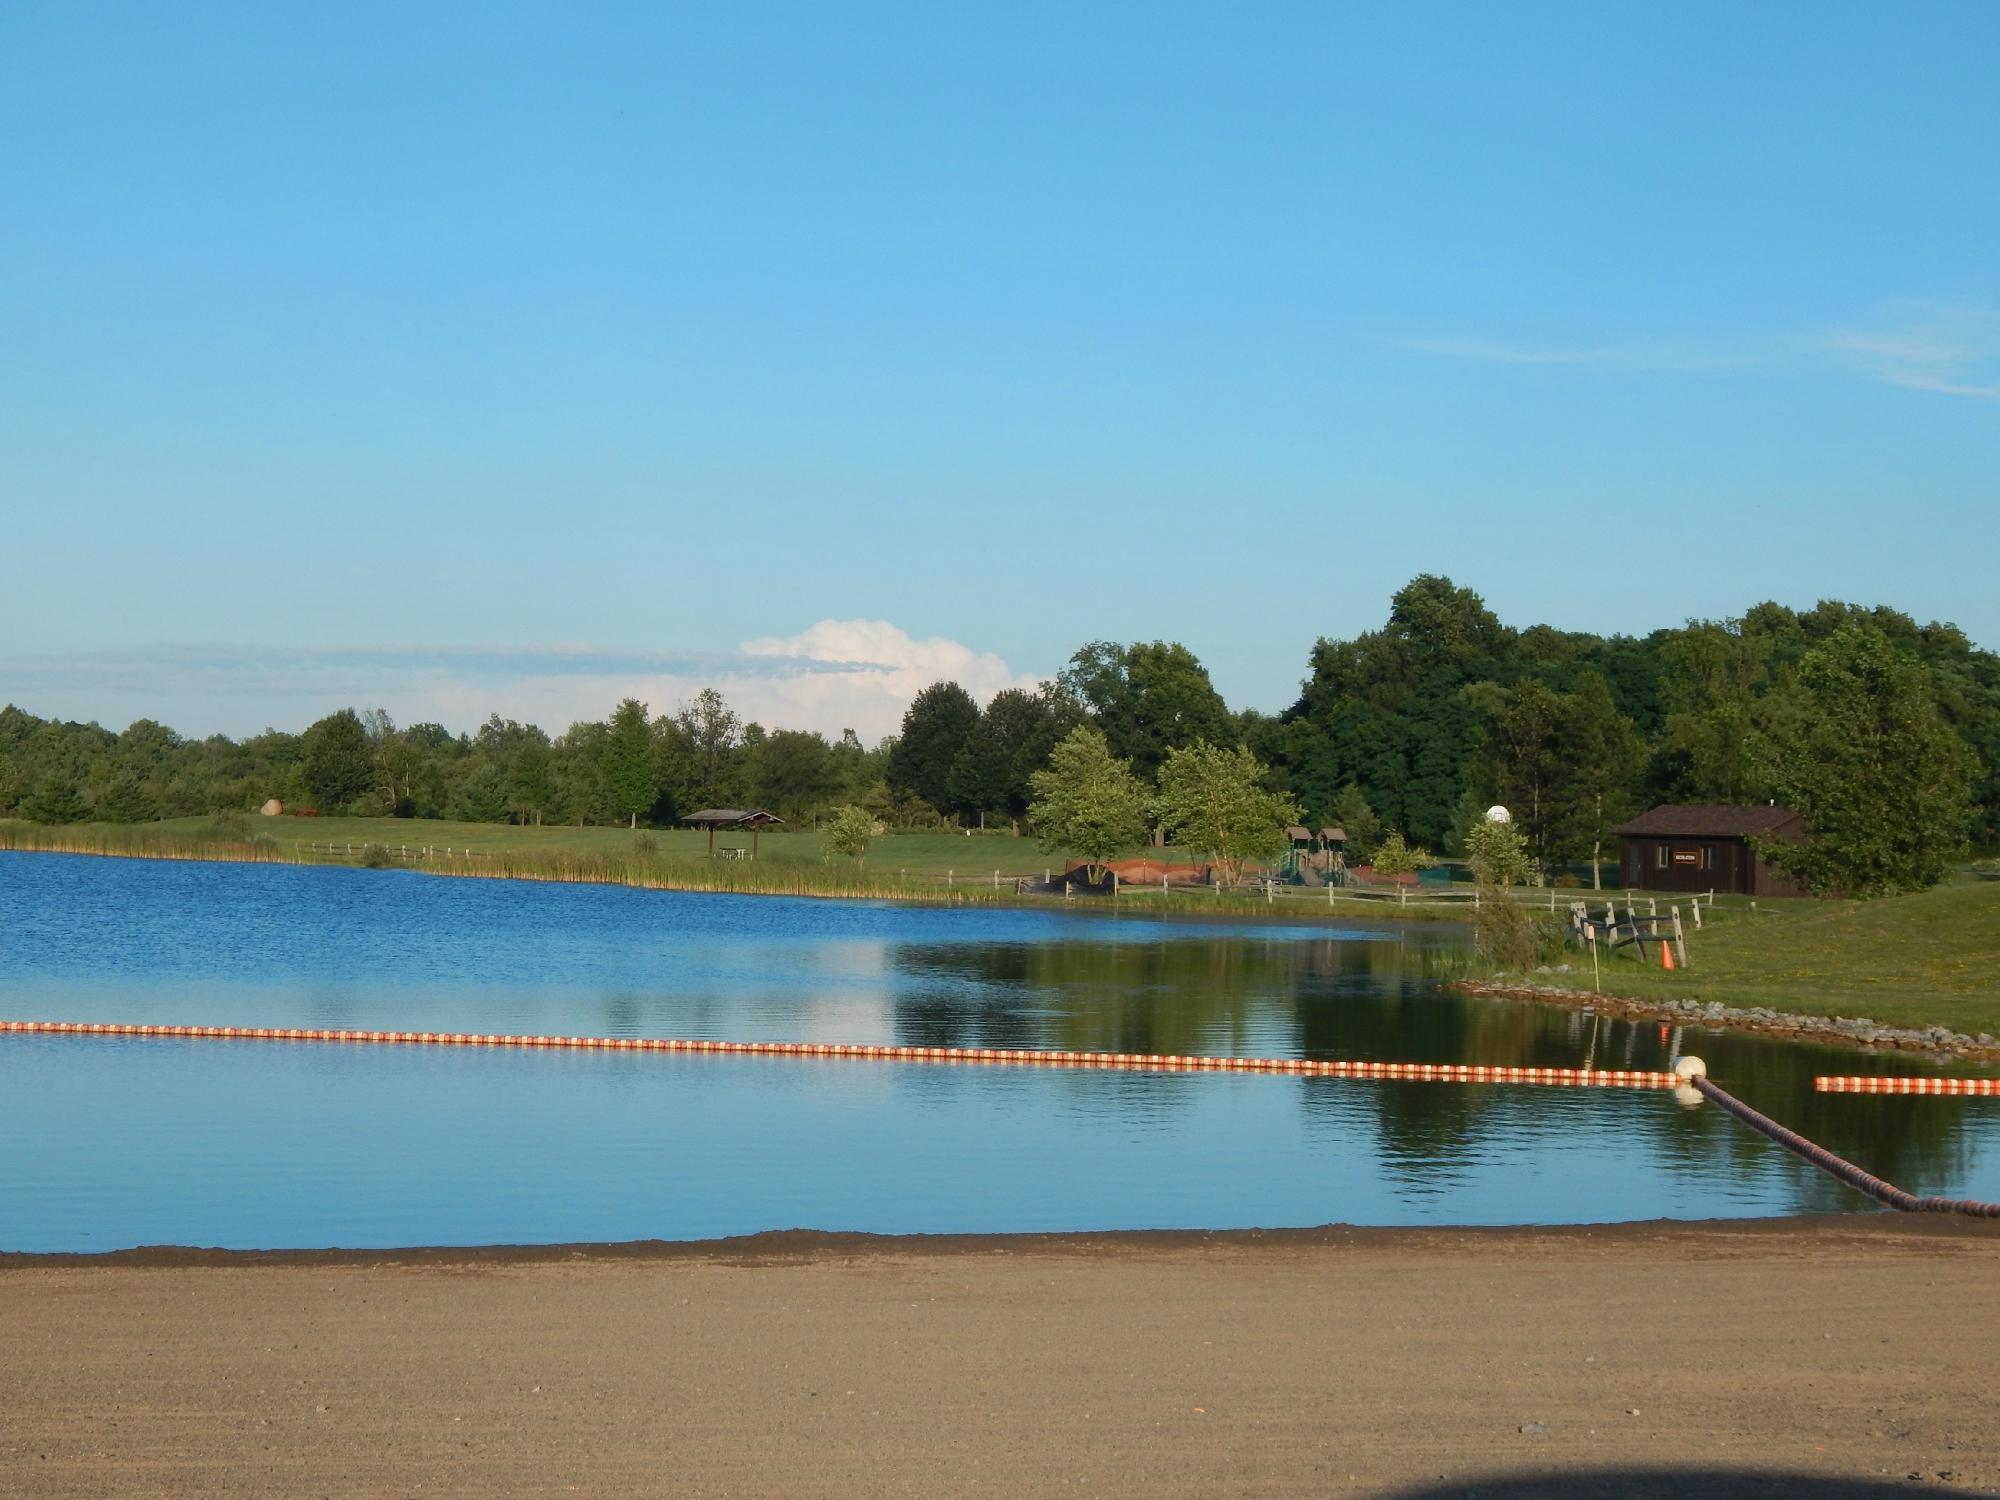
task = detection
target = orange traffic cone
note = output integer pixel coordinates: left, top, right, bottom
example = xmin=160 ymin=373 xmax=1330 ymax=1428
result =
xmin=1660 ymin=941 xmax=1675 ymax=972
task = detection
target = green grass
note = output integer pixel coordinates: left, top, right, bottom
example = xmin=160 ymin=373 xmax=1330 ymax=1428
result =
xmin=1520 ymin=880 xmax=2000 ymax=1038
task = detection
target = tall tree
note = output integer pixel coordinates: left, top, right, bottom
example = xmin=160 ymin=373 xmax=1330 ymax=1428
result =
xmin=1560 ymin=671 xmax=1643 ymax=887
xmin=1059 ymin=641 xmax=1231 ymax=782
xmin=673 ymin=688 xmax=742 ymax=811
xmin=300 ymin=709 xmax=376 ymax=811
xmin=889 ymin=681 xmax=980 ymax=819
xmin=603 ymin=698 xmax=659 ymax=829
xmin=1752 ymin=627 xmax=1975 ymax=895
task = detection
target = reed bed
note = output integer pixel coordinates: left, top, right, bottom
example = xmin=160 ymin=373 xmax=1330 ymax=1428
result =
xmin=0 ymin=821 xmax=301 ymax=866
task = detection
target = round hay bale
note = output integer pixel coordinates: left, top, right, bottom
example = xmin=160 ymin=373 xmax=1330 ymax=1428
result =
xmin=259 ymin=798 xmax=283 ymax=816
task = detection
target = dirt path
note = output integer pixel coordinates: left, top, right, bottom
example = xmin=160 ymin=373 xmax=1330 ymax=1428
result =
xmin=3 ymin=1219 xmax=1996 ymax=1497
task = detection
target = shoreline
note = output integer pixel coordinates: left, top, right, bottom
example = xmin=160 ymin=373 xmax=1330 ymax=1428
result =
xmin=1452 ymin=977 xmax=2000 ymax=1065
xmin=6 ymin=1213 xmax=1993 ymax=1271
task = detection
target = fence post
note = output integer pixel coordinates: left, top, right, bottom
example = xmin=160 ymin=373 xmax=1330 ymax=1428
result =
xmin=947 ymin=869 xmax=953 ymax=887
xmin=1673 ymin=907 xmax=1688 ymax=968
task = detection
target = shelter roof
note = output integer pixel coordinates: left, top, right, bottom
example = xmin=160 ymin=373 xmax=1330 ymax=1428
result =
xmin=1612 ymin=804 xmax=1801 ymax=838
xmin=682 ymin=809 xmax=786 ymax=828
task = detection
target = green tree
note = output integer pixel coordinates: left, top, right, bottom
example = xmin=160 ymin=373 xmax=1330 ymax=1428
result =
xmin=1331 ymin=785 xmax=1383 ymax=862
xmin=947 ymin=686 xmax=1076 ymax=829
xmin=603 ymin=698 xmax=659 ymax=829
xmin=1752 ymin=626 xmax=1976 ymax=895
xmin=448 ymin=762 xmax=510 ymax=823
xmin=1369 ymin=830 xmax=1429 ymax=877
xmin=97 ymin=771 xmax=156 ymax=823
xmin=1026 ymin=726 xmax=1149 ymax=881
xmin=301 ymin=709 xmax=376 ymax=811
xmin=751 ymin=729 xmax=840 ymax=822
xmin=823 ymin=804 xmax=874 ymax=861
xmin=505 ymin=733 xmax=554 ymax=825
xmin=1151 ymin=740 xmax=1299 ymax=884
xmin=671 ymin=688 xmax=742 ymax=812
xmin=889 ymin=681 xmax=980 ymax=820
xmin=1464 ymin=816 xmax=1531 ymax=888
xmin=1059 ymin=641 xmax=1231 ymax=782
xmin=1560 ymin=671 xmax=1643 ymax=888
xmin=21 ymin=775 xmax=87 ymax=824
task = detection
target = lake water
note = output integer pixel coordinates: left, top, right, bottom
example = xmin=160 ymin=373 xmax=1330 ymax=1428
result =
xmin=2 ymin=851 xmax=1995 ymax=1251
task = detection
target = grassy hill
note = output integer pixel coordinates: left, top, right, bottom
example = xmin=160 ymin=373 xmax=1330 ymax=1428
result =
xmin=1527 ymin=878 xmax=2000 ymax=1037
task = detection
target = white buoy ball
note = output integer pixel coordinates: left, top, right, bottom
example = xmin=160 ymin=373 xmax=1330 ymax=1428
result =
xmin=1485 ymin=805 xmax=1512 ymax=824
xmin=1673 ymin=1056 xmax=1707 ymax=1081
xmin=1673 ymin=1083 xmax=1704 ymax=1109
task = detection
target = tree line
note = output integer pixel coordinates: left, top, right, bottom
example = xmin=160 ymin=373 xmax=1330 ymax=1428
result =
xmin=4 ymin=575 xmax=1993 ymax=893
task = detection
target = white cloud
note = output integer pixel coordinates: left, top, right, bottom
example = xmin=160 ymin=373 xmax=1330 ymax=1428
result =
xmin=0 ymin=624 xmax=1047 ymax=743
xmin=1416 ymin=301 xmax=2000 ymax=401
xmin=1811 ymin=302 xmax=2000 ymax=401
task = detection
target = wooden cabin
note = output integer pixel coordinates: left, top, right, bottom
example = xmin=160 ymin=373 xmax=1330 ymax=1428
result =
xmin=1613 ymin=805 xmax=1807 ymax=896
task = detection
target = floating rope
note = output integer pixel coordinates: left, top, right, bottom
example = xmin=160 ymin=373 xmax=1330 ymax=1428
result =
xmin=1816 ymin=1075 xmax=2000 ymax=1097
xmin=1691 ymin=1073 xmax=2000 ymax=1218
xmin=0 ymin=1019 xmax=1675 ymax=1088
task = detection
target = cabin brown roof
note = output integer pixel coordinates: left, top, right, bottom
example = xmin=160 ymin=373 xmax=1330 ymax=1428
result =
xmin=1612 ymin=804 xmax=1801 ymax=838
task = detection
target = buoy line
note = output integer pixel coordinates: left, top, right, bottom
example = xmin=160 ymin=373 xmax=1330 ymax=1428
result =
xmin=0 ymin=1019 xmax=1678 ymax=1088
xmin=1815 ymin=1075 xmax=2000 ymax=1097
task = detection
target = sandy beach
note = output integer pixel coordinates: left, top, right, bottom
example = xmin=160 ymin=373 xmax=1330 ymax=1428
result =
xmin=4 ymin=1217 xmax=1996 ymax=1498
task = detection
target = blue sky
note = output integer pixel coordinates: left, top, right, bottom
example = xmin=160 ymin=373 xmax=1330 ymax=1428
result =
xmin=3 ymin=2 xmax=1995 ymax=739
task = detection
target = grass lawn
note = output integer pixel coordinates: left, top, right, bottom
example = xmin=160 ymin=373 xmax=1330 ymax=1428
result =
xmin=1525 ymin=878 xmax=2000 ymax=1039
xmin=92 ymin=815 xmax=1101 ymax=878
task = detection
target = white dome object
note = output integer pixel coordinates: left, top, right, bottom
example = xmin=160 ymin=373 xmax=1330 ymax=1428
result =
xmin=1484 ymin=805 xmax=1511 ymax=824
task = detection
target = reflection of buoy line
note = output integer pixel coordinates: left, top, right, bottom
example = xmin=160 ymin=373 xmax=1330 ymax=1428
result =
xmin=0 ymin=1019 xmax=1678 ymax=1088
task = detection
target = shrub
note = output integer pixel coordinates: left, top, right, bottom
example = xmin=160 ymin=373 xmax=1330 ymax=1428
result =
xmin=1370 ymin=831 xmax=1429 ymax=876
xmin=1473 ymin=889 xmax=1566 ymax=970
xmin=824 ymin=805 xmax=873 ymax=861
xmin=360 ymin=844 xmax=396 ymax=869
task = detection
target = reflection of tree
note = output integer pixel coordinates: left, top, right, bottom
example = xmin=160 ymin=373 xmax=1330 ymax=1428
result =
xmin=883 ymin=930 xmax=1986 ymax=1211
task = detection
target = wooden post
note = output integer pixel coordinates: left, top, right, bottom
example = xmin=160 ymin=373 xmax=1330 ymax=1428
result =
xmin=947 ymin=869 xmax=953 ymax=887
xmin=993 ymin=869 xmax=999 ymax=889
xmin=1111 ymin=869 xmax=1119 ymax=898
xmin=1673 ymin=907 xmax=1687 ymax=968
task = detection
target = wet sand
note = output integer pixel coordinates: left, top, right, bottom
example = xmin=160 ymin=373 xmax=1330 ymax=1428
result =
xmin=4 ymin=1218 xmax=1996 ymax=1497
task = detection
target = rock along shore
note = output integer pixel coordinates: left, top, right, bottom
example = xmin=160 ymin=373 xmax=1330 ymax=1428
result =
xmin=1448 ymin=978 xmax=2000 ymax=1064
